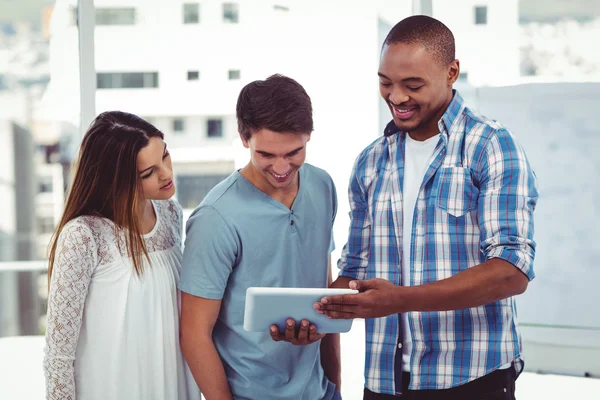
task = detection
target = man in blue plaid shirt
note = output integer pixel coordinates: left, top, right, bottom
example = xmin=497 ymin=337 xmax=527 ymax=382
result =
xmin=315 ymin=16 xmax=539 ymax=400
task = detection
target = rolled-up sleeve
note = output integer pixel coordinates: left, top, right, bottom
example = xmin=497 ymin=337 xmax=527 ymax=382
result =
xmin=338 ymin=158 xmax=371 ymax=280
xmin=478 ymin=128 xmax=539 ymax=280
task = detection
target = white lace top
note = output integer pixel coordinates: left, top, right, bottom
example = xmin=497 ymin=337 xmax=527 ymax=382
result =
xmin=43 ymin=199 xmax=200 ymax=400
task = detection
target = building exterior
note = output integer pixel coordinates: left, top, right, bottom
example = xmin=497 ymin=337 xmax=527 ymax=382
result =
xmin=44 ymin=0 xmax=520 ymax=210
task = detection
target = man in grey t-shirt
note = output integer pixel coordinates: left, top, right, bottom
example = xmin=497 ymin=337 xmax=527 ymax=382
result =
xmin=179 ymin=74 xmax=341 ymax=400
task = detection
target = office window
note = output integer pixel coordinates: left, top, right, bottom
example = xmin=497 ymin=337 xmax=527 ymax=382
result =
xmin=183 ymin=3 xmax=200 ymax=24
xmin=207 ymin=119 xmax=223 ymax=138
xmin=223 ymin=3 xmax=239 ymax=23
xmin=37 ymin=216 xmax=56 ymax=235
xmin=228 ymin=69 xmax=240 ymax=80
xmin=474 ymin=6 xmax=488 ymax=25
xmin=96 ymin=8 xmax=136 ymax=25
xmin=177 ymin=174 xmax=231 ymax=208
xmin=38 ymin=176 xmax=53 ymax=193
xmin=173 ymin=118 xmax=185 ymax=133
xmin=96 ymin=72 xmax=158 ymax=89
xmin=187 ymin=70 xmax=199 ymax=80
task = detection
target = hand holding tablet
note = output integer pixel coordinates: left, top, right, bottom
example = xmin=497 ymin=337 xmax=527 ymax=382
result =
xmin=269 ymin=317 xmax=326 ymax=345
xmin=243 ymin=287 xmax=359 ymax=339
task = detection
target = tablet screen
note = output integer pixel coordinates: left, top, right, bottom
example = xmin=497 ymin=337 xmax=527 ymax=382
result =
xmin=243 ymin=287 xmax=358 ymax=334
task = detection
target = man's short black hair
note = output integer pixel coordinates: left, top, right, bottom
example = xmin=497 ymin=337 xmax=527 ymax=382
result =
xmin=383 ymin=15 xmax=455 ymax=66
xmin=236 ymin=74 xmax=313 ymax=141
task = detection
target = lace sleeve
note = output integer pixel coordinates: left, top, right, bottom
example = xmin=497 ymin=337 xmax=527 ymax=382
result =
xmin=43 ymin=219 xmax=98 ymax=400
xmin=174 ymin=200 xmax=184 ymax=249
xmin=167 ymin=198 xmax=184 ymax=249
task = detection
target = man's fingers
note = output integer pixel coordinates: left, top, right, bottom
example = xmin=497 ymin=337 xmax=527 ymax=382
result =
xmin=309 ymin=324 xmax=326 ymax=341
xmin=269 ymin=325 xmax=282 ymax=341
xmin=297 ymin=320 xmax=309 ymax=342
xmin=285 ymin=319 xmax=295 ymax=341
xmin=319 ymin=303 xmax=356 ymax=313
xmin=322 ymin=310 xmax=355 ymax=320
xmin=271 ymin=320 xmax=325 ymax=344
xmin=321 ymin=294 xmax=359 ymax=306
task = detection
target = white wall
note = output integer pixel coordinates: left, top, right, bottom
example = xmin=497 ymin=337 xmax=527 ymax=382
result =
xmin=464 ymin=82 xmax=600 ymax=376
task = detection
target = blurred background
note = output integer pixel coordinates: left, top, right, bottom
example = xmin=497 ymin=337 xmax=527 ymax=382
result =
xmin=0 ymin=0 xmax=598 ymax=398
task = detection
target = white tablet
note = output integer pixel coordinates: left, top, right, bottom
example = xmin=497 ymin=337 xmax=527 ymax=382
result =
xmin=243 ymin=287 xmax=358 ymax=334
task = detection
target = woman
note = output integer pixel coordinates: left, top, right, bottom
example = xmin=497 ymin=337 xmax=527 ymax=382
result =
xmin=43 ymin=111 xmax=200 ymax=400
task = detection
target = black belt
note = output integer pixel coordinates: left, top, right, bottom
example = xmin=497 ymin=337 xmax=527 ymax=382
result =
xmin=364 ymin=366 xmax=516 ymax=399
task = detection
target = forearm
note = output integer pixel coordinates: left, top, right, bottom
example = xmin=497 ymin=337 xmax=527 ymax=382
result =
xmin=320 ymin=333 xmax=341 ymax=390
xmin=400 ymin=258 xmax=529 ymax=312
xmin=182 ymin=336 xmax=232 ymax=400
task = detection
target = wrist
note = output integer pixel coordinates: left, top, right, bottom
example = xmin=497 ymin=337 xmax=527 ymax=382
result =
xmin=393 ymin=284 xmax=414 ymax=314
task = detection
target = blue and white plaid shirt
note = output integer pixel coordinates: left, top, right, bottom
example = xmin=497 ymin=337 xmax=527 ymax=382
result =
xmin=338 ymin=91 xmax=538 ymax=394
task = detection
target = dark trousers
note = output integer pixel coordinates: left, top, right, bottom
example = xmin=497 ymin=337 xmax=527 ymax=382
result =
xmin=364 ymin=367 xmax=516 ymax=400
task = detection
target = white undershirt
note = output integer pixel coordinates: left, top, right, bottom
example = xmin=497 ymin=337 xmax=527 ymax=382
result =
xmin=401 ymin=133 xmax=440 ymax=371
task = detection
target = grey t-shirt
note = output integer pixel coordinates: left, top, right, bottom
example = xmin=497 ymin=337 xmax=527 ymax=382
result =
xmin=179 ymin=163 xmax=337 ymax=400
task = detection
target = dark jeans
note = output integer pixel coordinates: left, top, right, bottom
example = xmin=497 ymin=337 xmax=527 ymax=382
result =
xmin=363 ymin=367 xmax=516 ymax=400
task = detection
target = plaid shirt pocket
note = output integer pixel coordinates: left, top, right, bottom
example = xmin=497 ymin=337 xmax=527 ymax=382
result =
xmin=434 ymin=167 xmax=479 ymax=217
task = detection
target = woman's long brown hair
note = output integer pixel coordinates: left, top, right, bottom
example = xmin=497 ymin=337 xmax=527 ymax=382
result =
xmin=47 ymin=111 xmax=164 ymax=288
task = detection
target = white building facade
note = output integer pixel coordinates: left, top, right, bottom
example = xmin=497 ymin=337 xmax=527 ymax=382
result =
xmin=45 ymin=0 xmax=520 ymax=210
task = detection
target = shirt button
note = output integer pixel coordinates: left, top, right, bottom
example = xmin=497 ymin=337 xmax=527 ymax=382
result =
xmin=398 ymin=343 xmax=403 ymax=349
xmin=290 ymin=220 xmax=294 ymax=226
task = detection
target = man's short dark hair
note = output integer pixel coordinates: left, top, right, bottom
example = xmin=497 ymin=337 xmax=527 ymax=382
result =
xmin=383 ymin=15 xmax=455 ymax=66
xmin=236 ymin=74 xmax=313 ymax=141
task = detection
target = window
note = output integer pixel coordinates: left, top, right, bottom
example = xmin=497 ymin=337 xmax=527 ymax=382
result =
xmin=458 ymin=72 xmax=468 ymax=82
xmin=96 ymin=72 xmax=159 ymax=89
xmin=207 ymin=119 xmax=223 ymax=138
xmin=177 ymin=174 xmax=231 ymax=208
xmin=38 ymin=176 xmax=53 ymax=193
xmin=187 ymin=70 xmax=199 ymax=80
xmin=37 ymin=216 xmax=55 ymax=235
xmin=183 ymin=3 xmax=199 ymax=24
xmin=173 ymin=118 xmax=185 ymax=133
xmin=474 ymin=6 xmax=488 ymax=25
xmin=223 ymin=3 xmax=239 ymax=23
xmin=95 ymin=8 xmax=136 ymax=25
xmin=228 ymin=69 xmax=240 ymax=80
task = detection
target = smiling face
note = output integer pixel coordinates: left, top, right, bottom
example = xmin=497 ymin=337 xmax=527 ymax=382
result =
xmin=378 ymin=42 xmax=459 ymax=140
xmin=136 ymin=137 xmax=175 ymax=200
xmin=241 ymin=128 xmax=310 ymax=196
